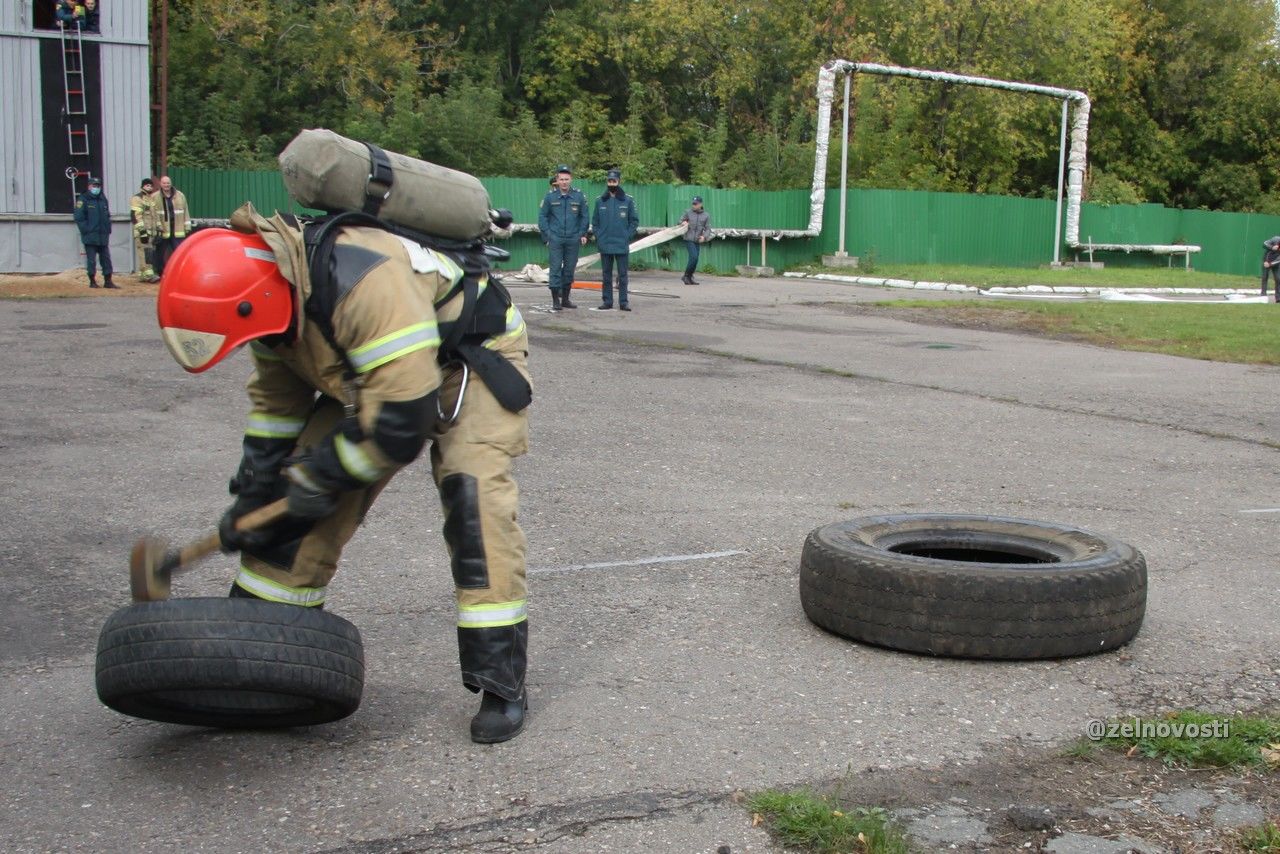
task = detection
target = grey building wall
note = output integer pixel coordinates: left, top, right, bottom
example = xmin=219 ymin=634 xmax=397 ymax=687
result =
xmin=101 ymin=41 xmax=151 ymax=205
xmin=0 ymin=35 xmax=43 ymax=214
xmin=0 ymin=1 xmax=151 ymax=272
xmin=0 ymin=213 xmax=133 ymax=273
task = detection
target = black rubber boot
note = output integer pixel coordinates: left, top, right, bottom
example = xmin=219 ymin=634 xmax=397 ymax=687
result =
xmin=89 ymin=277 xmax=99 ymax=288
xmin=551 ymin=289 xmax=562 ymax=311
xmin=103 ymin=277 xmax=119 ymax=289
xmin=561 ymin=287 xmax=577 ymax=309
xmin=470 ymin=690 xmax=527 ymax=743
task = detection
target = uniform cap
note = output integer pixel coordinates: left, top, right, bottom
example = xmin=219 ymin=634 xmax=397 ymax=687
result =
xmin=88 ymin=176 xmax=102 ymax=187
xmin=606 ymin=169 xmax=621 ymax=181
xmin=140 ymin=177 xmax=154 ymax=188
xmin=691 ymin=195 xmax=703 ymax=204
xmin=556 ymin=164 xmax=572 ymax=175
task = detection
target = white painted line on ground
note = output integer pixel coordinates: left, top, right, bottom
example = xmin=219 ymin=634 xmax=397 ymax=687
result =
xmin=1239 ymin=508 xmax=1280 ymax=514
xmin=530 ymin=549 xmax=747 ymax=575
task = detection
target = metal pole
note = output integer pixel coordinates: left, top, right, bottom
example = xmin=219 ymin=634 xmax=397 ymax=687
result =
xmin=838 ymin=73 xmax=851 ymax=255
xmin=158 ymin=0 xmax=169 ymax=174
xmin=1053 ymin=98 xmax=1067 ymax=265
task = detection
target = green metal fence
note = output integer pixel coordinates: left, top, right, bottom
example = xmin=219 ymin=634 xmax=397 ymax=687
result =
xmin=170 ymin=166 xmax=1280 ymax=277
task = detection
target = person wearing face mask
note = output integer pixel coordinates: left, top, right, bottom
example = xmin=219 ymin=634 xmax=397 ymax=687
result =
xmin=590 ymin=169 xmax=639 ymax=311
xmin=74 ymin=176 xmax=117 ymax=289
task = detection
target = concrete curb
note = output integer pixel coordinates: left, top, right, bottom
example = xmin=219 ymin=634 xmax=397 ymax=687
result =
xmin=782 ymin=271 xmax=1264 ymax=300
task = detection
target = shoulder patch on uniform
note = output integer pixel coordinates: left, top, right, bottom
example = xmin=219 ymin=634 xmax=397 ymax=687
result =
xmin=329 ymin=244 xmax=389 ymax=303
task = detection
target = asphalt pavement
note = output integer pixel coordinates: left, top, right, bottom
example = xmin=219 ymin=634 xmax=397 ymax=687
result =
xmin=1 ymin=271 xmax=1277 ymax=853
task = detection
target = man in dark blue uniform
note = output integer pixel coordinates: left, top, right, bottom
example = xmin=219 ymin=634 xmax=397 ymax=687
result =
xmin=591 ymin=169 xmax=639 ymax=311
xmin=537 ymin=165 xmax=589 ymax=311
xmin=74 ymin=176 xmax=117 ymax=289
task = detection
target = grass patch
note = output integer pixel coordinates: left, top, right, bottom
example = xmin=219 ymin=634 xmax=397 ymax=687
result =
xmin=749 ymin=789 xmax=911 ymax=853
xmin=1094 ymin=710 xmax=1280 ymax=769
xmin=1240 ymin=821 xmax=1280 ymax=852
xmin=799 ymin=261 xmax=1257 ymax=291
xmin=874 ymin=299 xmax=1280 ymax=364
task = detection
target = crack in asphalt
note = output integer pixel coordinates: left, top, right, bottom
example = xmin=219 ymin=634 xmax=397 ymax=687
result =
xmin=316 ymin=788 xmax=728 ymax=853
xmin=541 ymin=324 xmax=1280 ymax=450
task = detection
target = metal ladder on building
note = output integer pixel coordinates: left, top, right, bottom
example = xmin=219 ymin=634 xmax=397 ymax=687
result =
xmin=60 ymin=21 xmax=91 ymax=203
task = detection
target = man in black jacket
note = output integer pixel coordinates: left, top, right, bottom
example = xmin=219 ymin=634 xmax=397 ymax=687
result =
xmin=74 ymin=177 xmax=117 ymax=289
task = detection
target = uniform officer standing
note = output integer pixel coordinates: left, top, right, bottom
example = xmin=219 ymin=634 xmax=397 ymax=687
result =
xmin=537 ymin=165 xmax=588 ymax=310
xmin=591 ymin=169 xmax=639 ymax=311
xmin=156 ymin=202 xmax=533 ymax=743
xmin=74 ymin=176 xmax=117 ymax=289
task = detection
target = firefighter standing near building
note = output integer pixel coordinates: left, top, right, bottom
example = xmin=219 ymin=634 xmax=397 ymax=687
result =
xmin=130 ymin=177 xmax=159 ymax=282
xmin=537 ymin=165 xmax=588 ymax=310
xmin=154 ymin=175 xmax=190 ymax=276
xmin=156 ymin=202 xmax=533 ymax=743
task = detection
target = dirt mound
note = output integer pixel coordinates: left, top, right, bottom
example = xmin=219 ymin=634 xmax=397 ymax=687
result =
xmin=0 ymin=269 xmax=159 ymax=299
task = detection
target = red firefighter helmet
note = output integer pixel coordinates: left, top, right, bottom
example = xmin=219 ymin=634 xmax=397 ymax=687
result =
xmin=156 ymin=228 xmax=295 ymax=372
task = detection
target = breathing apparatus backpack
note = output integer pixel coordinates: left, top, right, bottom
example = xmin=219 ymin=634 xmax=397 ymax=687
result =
xmin=277 ymin=129 xmax=528 ymax=413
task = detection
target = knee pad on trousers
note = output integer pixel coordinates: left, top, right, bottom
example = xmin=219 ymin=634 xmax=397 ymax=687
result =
xmin=441 ymin=473 xmax=489 ymax=589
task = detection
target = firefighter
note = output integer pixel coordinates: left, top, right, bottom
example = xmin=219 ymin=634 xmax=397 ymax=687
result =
xmin=154 ymin=175 xmax=190 ymax=276
xmin=129 ymin=177 xmax=158 ymax=282
xmin=156 ymin=203 xmax=533 ymax=743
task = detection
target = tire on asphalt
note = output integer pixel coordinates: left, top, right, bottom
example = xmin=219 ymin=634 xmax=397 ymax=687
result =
xmin=799 ymin=514 xmax=1147 ymax=659
xmin=95 ymin=597 xmax=365 ymax=728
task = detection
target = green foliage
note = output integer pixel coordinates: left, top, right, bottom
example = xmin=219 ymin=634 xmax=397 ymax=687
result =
xmin=749 ymin=789 xmax=911 ymax=854
xmin=1087 ymin=170 xmax=1145 ymax=206
xmin=164 ymin=0 xmax=1280 ymax=213
xmin=1240 ymin=821 xmax=1280 ymax=852
xmin=1095 ymin=711 xmax=1280 ymax=768
xmin=859 ymin=247 xmax=880 ymax=275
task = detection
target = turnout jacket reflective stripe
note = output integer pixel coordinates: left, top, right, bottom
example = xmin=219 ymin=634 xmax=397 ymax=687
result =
xmin=158 ymin=189 xmax=190 ymax=238
xmin=246 ymin=225 xmax=468 ymax=482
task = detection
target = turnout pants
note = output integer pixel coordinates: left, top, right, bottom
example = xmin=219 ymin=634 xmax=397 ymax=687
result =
xmin=134 ymin=235 xmax=155 ymax=278
xmin=236 ymin=349 xmax=532 ymax=701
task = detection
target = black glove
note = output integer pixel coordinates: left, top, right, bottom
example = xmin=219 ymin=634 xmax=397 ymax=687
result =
xmin=491 ymin=208 xmax=513 ymax=230
xmin=217 ymin=451 xmax=286 ymax=553
xmin=283 ymin=457 xmax=342 ymax=521
xmin=138 ymin=232 xmax=150 ymax=246
xmin=218 ymin=504 xmax=278 ymax=553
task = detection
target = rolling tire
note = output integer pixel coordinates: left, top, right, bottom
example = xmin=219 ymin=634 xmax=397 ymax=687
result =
xmin=95 ymin=597 xmax=364 ymax=728
xmin=799 ymin=514 xmax=1146 ymax=659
